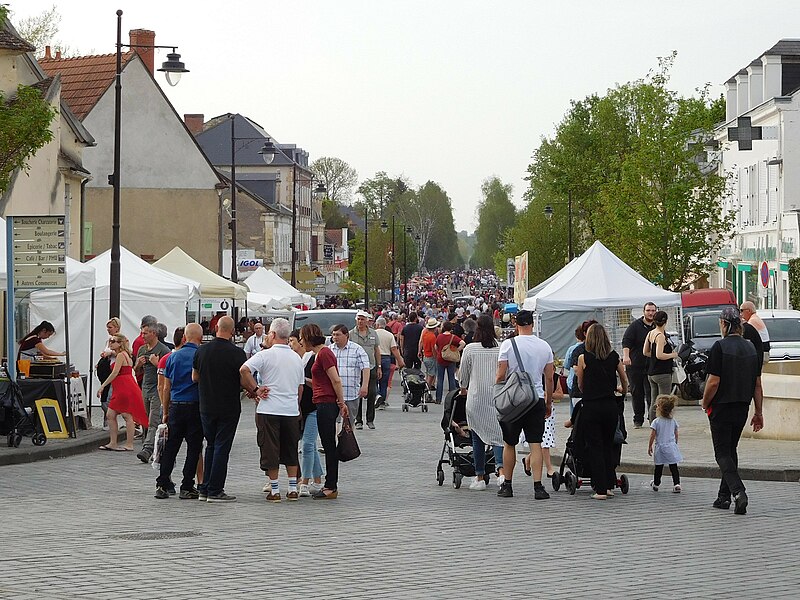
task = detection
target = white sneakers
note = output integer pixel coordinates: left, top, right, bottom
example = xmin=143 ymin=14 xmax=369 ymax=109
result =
xmin=262 ymin=481 xmax=270 ymax=493
xmin=496 ymin=475 xmax=506 ymax=487
xmin=299 ymin=484 xmax=311 ymax=497
xmin=649 ymin=481 xmax=659 ymax=491
xmin=469 ymin=478 xmax=487 ymax=491
xmin=673 ymin=484 xmax=682 ymax=493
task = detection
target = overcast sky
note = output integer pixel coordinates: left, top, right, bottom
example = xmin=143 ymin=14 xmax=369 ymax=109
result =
xmin=11 ymin=1 xmax=800 ymax=232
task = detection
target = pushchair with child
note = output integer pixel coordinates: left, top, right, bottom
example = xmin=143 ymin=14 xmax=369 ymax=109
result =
xmin=558 ymin=398 xmax=629 ymax=495
xmin=400 ymin=367 xmax=431 ymax=412
xmin=0 ymin=376 xmax=47 ymax=447
xmin=436 ymin=389 xmax=496 ymax=489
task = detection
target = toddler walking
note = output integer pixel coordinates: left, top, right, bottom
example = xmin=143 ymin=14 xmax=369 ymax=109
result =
xmin=648 ymin=394 xmax=683 ymax=492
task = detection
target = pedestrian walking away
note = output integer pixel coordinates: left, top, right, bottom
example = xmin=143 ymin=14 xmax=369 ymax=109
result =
xmin=241 ymin=318 xmax=304 ymax=502
xmin=701 ymin=307 xmax=764 ymax=515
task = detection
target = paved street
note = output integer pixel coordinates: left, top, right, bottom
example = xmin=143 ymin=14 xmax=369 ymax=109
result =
xmin=1 ymin=379 xmax=799 ymax=599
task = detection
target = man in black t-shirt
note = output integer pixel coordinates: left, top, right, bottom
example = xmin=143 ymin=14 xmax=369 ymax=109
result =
xmin=701 ymin=307 xmax=764 ymax=516
xmin=399 ymin=312 xmax=423 ymax=370
xmin=622 ymin=302 xmax=656 ymax=427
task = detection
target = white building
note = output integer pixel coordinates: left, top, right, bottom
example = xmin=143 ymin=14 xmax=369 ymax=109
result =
xmin=711 ymin=39 xmax=800 ymax=309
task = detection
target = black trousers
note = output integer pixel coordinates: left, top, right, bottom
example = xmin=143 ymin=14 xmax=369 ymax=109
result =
xmin=356 ymin=367 xmax=378 ymax=425
xmin=403 ymin=352 xmax=421 ymax=371
xmin=581 ymin=398 xmax=618 ymax=495
xmin=654 ymin=463 xmax=681 ymax=486
xmin=626 ymin=367 xmax=650 ymax=425
xmin=157 ymin=402 xmax=204 ymax=491
xmin=316 ymin=402 xmax=340 ymax=491
xmin=708 ymin=402 xmax=750 ymax=499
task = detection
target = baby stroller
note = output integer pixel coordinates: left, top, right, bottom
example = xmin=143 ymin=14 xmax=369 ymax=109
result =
xmin=436 ymin=389 xmax=496 ymax=489
xmin=0 ymin=376 xmax=47 ymax=447
xmin=400 ymin=368 xmax=431 ymax=412
xmin=558 ymin=399 xmax=629 ymax=495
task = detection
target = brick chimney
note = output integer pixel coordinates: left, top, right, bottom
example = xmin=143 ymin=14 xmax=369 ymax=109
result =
xmin=44 ymin=45 xmax=52 ymax=59
xmin=129 ymin=29 xmax=156 ymax=75
xmin=184 ymin=114 xmax=205 ymax=136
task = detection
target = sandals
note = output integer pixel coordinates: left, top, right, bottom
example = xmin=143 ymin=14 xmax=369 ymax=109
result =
xmin=590 ymin=493 xmax=608 ymax=500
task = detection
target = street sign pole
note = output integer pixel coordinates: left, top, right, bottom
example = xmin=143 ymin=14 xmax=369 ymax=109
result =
xmin=5 ymin=218 xmax=16 ymax=379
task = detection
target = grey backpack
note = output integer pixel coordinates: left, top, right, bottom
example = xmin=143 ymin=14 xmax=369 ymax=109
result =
xmin=493 ymin=337 xmax=539 ymax=423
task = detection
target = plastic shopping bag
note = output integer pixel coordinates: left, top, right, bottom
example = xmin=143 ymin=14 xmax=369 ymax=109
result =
xmin=152 ymin=423 xmax=168 ymax=470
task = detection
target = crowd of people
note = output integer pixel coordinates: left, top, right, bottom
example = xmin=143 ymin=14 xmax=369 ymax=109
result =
xmin=90 ymin=266 xmax=766 ymax=514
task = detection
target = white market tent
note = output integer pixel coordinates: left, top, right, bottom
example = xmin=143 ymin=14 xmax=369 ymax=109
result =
xmin=521 ymin=241 xmax=682 ymax=358
xmin=244 ymin=267 xmax=317 ymax=308
xmin=153 ymin=246 xmax=248 ymax=300
xmin=29 ymin=246 xmax=201 ymax=376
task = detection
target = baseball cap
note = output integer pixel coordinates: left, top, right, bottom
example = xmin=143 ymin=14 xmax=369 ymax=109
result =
xmin=516 ymin=310 xmax=534 ymax=326
xmin=720 ymin=306 xmax=741 ymax=325
xmin=356 ymin=310 xmax=371 ymax=319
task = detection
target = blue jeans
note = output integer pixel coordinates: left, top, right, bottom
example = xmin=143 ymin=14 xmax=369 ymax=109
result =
xmin=436 ymin=362 xmax=457 ymax=402
xmin=471 ymin=430 xmax=503 ymax=476
xmin=156 ymin=402 xmax=203 ymax=491
xmin=301 ymin=411 xmax=323 ymax=480
xmin=199 ymin=411 xmax=240 ymax=497
xmin=378 ymin=355 xmax=392 ymax=399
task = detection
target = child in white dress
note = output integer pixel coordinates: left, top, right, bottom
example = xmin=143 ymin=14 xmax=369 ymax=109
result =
xmin=648 ymin=394 xmax=683 ymax=493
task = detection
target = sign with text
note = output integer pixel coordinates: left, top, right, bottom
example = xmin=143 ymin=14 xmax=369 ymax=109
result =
xmin=12 ymin=215 xmax=67 ymax=289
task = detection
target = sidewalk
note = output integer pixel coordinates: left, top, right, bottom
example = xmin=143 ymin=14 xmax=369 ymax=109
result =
xmin=547 ymin=398 xmax=800 ymax=482
xmin=0 ymin=411 xmax=107 ymax=466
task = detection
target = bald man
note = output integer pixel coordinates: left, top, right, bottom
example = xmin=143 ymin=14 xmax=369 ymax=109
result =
xmin=739 ymin=301 xmax=770 ymax=364
xmin=193 ymin=315 xmax=247 ymax=503
xmin=155 ymin=323 xmax=205 ymax=500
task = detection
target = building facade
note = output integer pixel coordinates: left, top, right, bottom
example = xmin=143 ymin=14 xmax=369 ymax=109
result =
xmin=711 ymin=39 xmax=800 ymax=309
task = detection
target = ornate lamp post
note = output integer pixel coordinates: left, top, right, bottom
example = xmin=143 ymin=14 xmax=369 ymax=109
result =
xmin=543 ymin=189 xmax=573 ymax=261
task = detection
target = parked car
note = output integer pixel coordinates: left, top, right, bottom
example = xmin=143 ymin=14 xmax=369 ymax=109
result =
xmin=760 ymin=309 xmax=800 ymax=361
xmin=293 ymin=309 xmax=359 ymax=343
xmin=682 ymin=310 xmax=723 ymax=353
xmin=681 ymin=288 xmax=737 ymax=316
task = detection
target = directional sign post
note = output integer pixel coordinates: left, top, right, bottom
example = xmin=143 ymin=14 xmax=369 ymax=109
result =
xmin=6 ymin=216 xmax=68 ymax=379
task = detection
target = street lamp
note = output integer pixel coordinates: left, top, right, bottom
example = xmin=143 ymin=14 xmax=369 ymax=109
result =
xmin=403 ymin=225 xmax=413 ymax=302
xmin=109 ymin=9 xmax=190 ymax=317
xmin=226 ymin=115 xmax=276 ymax=283
xmin=261 ymin=137 xmax=326 ymax=287
xmin=381 ymin=216 xmax=396 ymax=304
xmin=543 ymin=189 xmax=573 ymax=261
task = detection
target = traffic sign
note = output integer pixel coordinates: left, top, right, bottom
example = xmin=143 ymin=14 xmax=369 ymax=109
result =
xmin=13 ymin=252 xmax=65 ymax=264
xmin=760 ymin=261 xmax=769 ymax=288
xmin=12 ymin=226 xmax=65 ymax=240
xmin=14 ymin=274 xmax=67 ymax=289
xmin=13 ymin=216 xmax=64 ymax=227
xmin=10 ymin=215 xmax=67 ymax=290
xmin=13 ymin=240 xmax=66 ymax=252
xmin=13 ymin=264 xmax=65 ymax=277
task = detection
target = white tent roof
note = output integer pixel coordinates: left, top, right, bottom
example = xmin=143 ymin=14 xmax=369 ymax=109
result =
xmin=88 ymin=246 xmax=200 ymax=300
xmin=154 ymin=246 xmax=248 ymax=300
xmin=244 ymin=267 xmax=316 ymax=308
xmin=522 ymin=241 xmax=681 ymax=312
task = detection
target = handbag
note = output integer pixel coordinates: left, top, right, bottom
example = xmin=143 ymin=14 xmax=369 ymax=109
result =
xmin=337 ymin=417 xmax=361 ymax=462
xmin=493 ymin=337 xmax=539 ymax=423
xmin=441 ymin=333 xmax=461 ymax=363
xmin=672 ymin=359 xmax=686 ymax=385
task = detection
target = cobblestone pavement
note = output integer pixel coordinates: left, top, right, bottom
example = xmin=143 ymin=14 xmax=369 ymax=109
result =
xmin=1 ymin=381 xmax=799 ymax=599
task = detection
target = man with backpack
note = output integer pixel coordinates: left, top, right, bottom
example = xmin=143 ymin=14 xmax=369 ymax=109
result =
xmin=494 ymin=310 xmax=554 ymax=500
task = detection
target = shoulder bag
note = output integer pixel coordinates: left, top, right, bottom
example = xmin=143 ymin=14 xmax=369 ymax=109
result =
xmin=441 ymin=333 xmax=461 ymax=363
xmin=337 ymin=417 xmax=361 ymax=462
xmin=493 ymin=338 xmax=539 ymax=423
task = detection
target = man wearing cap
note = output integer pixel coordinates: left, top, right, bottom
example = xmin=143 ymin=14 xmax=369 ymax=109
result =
xmin=495 ymin=309 xmax=554 ymax=500
xmin=350 ymin=311 xmax=381 ymax=429
xmin=701 ymin=307 xmax=764 ymax=515
xmin=330 ymin=324 xmax=371 ymax=432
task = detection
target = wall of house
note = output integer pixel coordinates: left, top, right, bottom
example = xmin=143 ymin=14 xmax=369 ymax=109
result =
xmin=84 ymin=187 xmax=220 ymax=270
xmin=82 ymin=57 xmax=218 ymax=190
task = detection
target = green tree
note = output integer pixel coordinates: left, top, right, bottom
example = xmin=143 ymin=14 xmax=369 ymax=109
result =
xmin=14 ymin=4 xmax=72 ymax=57
xmin=357 ymin=171 xmax=408 ymax=217
xmin=473 ymin=176 xmax=516 ymax=268
xmin=519 ymin=52 xmax=733 ymax=290
xmin=310 ymin=156 xmax=358 ymax=205
xmin=321 ymin=198 xmax=348 ymax=229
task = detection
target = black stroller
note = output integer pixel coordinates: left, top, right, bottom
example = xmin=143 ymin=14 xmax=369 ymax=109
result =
xmin=558 ymin=398 xmax=629 ymax=495
xmin=0 ymin=376 xmax=47 ymax=447
xmin=400 ymin=368 xmax=431 ymax=412
xmin=436 ymin=389 xmax=496 ymax=489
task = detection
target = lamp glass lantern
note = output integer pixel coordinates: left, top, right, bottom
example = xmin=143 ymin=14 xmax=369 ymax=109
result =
xmin=157 ymin=52 xmax=189 ymax=87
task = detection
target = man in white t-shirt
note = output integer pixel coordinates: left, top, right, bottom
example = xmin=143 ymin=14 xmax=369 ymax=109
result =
xmin=495 ymin=310 xmax=554 ymax=500
xmin=243 ymin=322 xmax=267 ymax=358
xmin=240 ymin=318 xmax=303 ymax=502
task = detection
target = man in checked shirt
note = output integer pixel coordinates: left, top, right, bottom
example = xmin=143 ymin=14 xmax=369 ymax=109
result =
xmin=329 ymin=324 xmax=370 ymax=430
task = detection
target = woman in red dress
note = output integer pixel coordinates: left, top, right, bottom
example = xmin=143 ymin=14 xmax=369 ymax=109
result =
xmin=97 ymin=334 xmax=149 ymax=451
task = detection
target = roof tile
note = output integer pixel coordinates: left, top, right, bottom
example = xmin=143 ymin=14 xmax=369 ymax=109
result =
xmin=38 ymin=52 xmax=135 ymax=120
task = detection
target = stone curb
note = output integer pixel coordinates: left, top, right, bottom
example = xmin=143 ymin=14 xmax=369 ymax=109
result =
xmin=548 ymin=453 xmax=800 ymax=483
xmin=0 ymin=429 xmax=109 ymax=467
